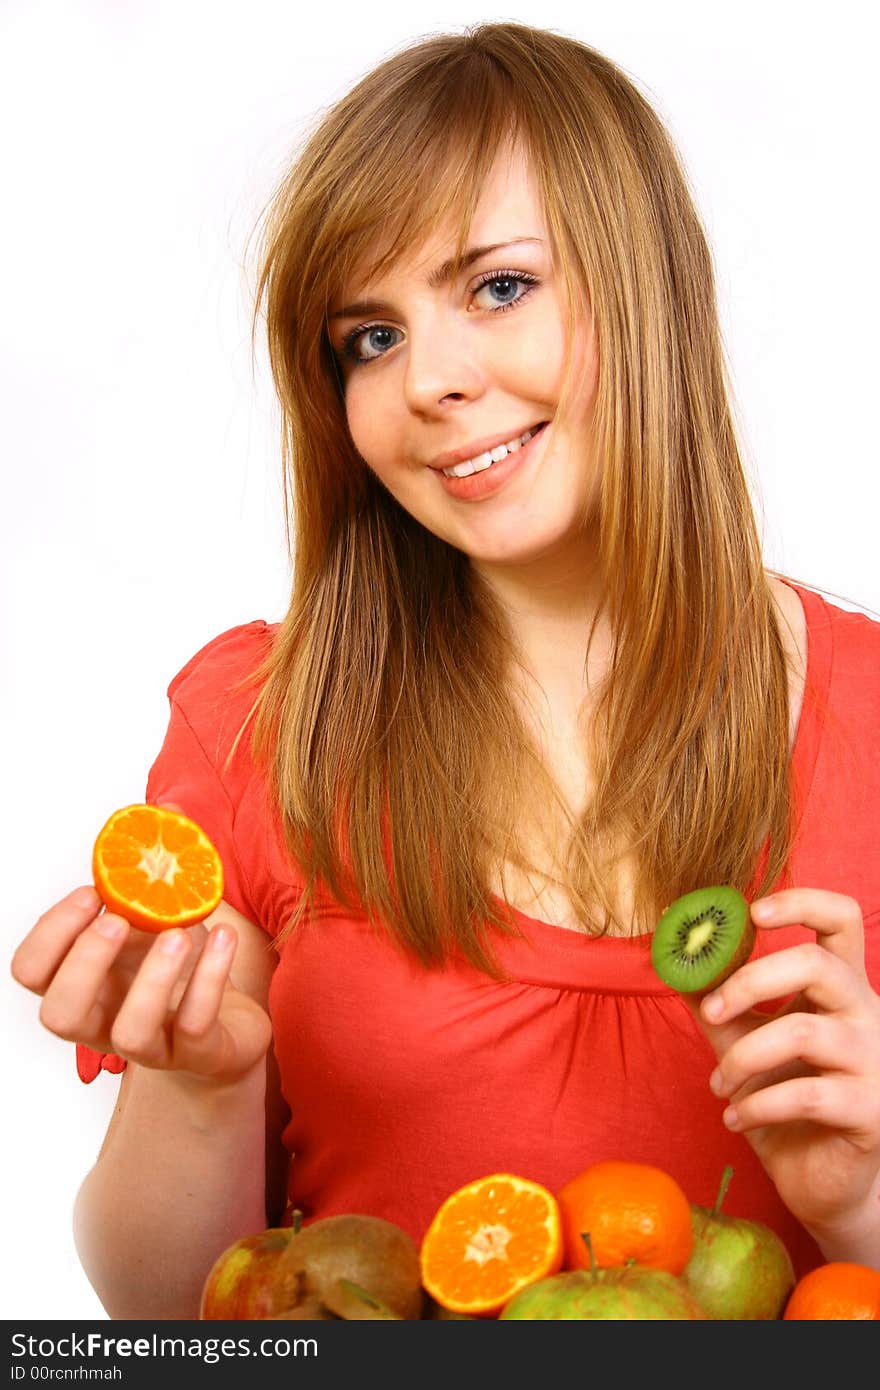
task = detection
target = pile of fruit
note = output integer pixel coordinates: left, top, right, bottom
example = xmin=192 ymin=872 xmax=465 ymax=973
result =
xmin=199 ymin=1161 xmax=880 ymax=1321
xmin=88 ymin=816 xmax=877 ymax=1324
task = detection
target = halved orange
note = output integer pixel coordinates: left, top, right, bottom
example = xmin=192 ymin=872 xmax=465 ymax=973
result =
xmin=419 ymin=1173 xmax=563 ymax=1317
xmin=92 ymin=804 xmax=223 ymax=933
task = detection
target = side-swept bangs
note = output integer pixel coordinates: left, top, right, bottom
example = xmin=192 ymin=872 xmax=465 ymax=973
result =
xmin=253 ymin=34 xmax=604 ymax=485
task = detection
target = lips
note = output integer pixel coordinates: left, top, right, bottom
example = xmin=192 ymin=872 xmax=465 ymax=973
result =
xmin=428 ymin=421 xmax=549 ymax=473
xmin=435 ymin=420 xmax=549 ymax=501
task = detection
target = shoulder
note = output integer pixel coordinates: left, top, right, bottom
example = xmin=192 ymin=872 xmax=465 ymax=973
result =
xmin=768 ymin=577 xmax=807 ymax=667
xmin=769 ymin=575 xmax=880 ymax=750
xmin=773 ymin=575 xmax=880 ymax=674
xmin=161 ymin=621 xmax=280 ymax=762
xmin=769 ymin=578 xmax=808 ymax=750
xmin=145 ymin=622 xmax=282 ymax=907
xmin=166 ymin=621 xmax=278 ymax=706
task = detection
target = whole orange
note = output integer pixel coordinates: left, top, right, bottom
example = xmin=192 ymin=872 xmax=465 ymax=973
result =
xmin=556 ymin=1160 xmax=693 ymax=1275
xmin=783 ymin=1262 xmax=880 ymax=1320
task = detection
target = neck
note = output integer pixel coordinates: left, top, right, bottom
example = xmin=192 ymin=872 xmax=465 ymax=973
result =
xmin=471 ymin=536 xmax=612 ymax=716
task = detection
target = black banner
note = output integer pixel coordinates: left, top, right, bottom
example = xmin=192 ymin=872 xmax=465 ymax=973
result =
xmin=2 ymin=1316 xmax=825 ymax=1384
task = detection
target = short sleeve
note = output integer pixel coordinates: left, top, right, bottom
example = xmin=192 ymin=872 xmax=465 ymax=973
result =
xmin=144 ymin=620 xmax=274 ymax=921
xmin=145 ymin=698 xmax=255 ymax=922
xmin=76 ymin=620 xmax=274 ymax=1085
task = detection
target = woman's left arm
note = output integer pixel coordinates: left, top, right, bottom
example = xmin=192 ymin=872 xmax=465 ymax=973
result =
xmin=689 ymin=888 xmax=880 ymax=1268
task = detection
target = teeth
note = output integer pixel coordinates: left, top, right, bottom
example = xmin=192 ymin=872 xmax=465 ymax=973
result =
xmin=443 ymin=425 xmax=542 ymax=478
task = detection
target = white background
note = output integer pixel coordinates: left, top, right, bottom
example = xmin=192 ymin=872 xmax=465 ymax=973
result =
xmin=2 ymin=0 xmax=878 ymax=1321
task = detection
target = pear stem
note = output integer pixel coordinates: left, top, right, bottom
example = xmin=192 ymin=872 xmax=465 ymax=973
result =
xmin=291 ymin=1208 xmax=304 ymax=1235
xmin=713 ymin=1165 xmax=734 ymax=1217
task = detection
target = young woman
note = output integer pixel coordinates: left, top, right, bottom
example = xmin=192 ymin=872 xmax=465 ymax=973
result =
xmin=12 ymin=23 xmax=880 ymax=1320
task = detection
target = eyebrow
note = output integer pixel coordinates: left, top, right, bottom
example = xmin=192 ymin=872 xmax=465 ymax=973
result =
xmin=328 ymin=238 xmax=544 ymax=321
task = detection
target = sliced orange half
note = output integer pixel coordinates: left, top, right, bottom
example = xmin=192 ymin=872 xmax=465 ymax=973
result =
xmin=419 ymin=1172 xmax=563 ymax=1317
xmin=92 ymin=803 xmax=223 ymax=933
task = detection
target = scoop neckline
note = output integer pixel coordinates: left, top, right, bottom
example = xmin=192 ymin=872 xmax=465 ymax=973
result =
xmin=488 ymin=577 xmax=829 ymax=947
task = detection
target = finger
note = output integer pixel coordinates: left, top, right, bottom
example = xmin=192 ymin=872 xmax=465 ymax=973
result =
xmin=11 ymin=886 xmax=106 ymax=994
xmin=36 ymin=911 xmax=131 ymax=1041
xmin=700 ymin=941 xmax=865 ymax=1027
xmin=108 ymin=929 xmax=195 ymax=1066
xmin=680 ymin=991 xmax=748 ymax=1065
xmin=721 ymin=1073 xmax=879 ymax=1141
xmin=173 ymin=924 xmax=237 ymax=1040
xmin=750 ymin=889 xmax=865 ymax=970
xmin=709 ymin=1011 xmax=855 ymax=1100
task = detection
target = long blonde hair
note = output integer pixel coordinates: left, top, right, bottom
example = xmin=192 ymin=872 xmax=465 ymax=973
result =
xmin=231 ymin=22 xmax=802 ymax=975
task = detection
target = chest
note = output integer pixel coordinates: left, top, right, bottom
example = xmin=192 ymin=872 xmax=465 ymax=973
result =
xmin=490 ymin=648 xmax=806 ymax=936
xmin=486 ymin=718 xmax=620 ymax=933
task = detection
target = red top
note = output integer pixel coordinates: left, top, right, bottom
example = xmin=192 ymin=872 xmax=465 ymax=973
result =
xmin=78 ymin=580 xmax=880 ymax=1278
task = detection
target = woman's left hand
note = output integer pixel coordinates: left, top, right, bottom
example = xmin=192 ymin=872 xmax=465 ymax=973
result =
xmin=686 ymin=888 xmax=880 ymax=1266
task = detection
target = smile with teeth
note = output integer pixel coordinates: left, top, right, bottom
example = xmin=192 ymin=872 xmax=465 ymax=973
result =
xmin=442 ymin=424 xmax=545 ymax=477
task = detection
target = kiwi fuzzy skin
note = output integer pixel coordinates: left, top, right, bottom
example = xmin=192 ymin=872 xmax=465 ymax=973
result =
xmin=651 ymin=886 xmax=755 ymax=995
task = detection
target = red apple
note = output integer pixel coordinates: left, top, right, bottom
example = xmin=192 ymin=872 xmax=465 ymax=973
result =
xmin=200 ymin=1227 xmax=298 ymax=1320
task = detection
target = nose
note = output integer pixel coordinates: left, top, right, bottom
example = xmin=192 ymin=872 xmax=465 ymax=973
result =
xmin=403 ymin=311 xmax=486 ymax=416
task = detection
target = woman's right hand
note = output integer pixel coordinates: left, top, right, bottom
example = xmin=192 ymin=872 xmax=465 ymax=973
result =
xmin=11 ymin=885 xmax=273 ymax=1087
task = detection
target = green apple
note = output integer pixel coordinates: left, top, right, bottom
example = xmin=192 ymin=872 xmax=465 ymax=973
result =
xmin=500 ymin=1234 xmax=707 ymax=1319
xmin=682 ymin=1166 xmax=795 ymax=1319
xmin=500 ymin=1265 xmax=707 ymax=1319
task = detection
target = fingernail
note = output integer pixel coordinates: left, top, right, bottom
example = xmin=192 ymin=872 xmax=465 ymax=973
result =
xmin=209 ymin=925 xmax=232 ymax=951
xmin=709 ymin=1068 xmax=725 ymax=1095
xmin=94 ymin=915 xmax=126 ymax=940
xmin=723 ymin=1106 xmax=740 ymax=1129
xmin=752 ymin=899 xmax=775 ymax=921
xmin=74 ymin=887 xmax=100 ymax=910
xmin=702 ymin=992 xmax=723 ymax=1021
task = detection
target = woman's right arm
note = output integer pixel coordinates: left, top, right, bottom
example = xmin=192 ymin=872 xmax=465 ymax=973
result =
xmin=11 ymin=887 xmax=284 ymax=1321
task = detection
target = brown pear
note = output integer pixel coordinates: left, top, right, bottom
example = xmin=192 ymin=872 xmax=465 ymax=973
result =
xmin=276 ymin=1212 xmax=424 ymax=1319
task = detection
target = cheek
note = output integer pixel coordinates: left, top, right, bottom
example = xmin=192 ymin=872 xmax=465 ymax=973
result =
xmin=512 ymin=299 xmax=595 ymax=410
xmin=504 ymin=315 xmax=567 ymax=390
xmin=343 ymin=380 xmax=383 ymax=463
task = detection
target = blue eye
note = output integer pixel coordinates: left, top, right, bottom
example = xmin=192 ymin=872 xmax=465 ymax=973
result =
xmin=343 ymin=323 xmax=402 ymax=364
xmin=472 ymin=270 xmax=538 ymax=311
xmin=337 ymin=269 xmax=539 ymax=369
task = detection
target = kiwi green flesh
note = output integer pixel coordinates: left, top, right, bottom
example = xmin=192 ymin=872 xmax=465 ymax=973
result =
xmin=651 ymin=886 xmax=754 ymax=994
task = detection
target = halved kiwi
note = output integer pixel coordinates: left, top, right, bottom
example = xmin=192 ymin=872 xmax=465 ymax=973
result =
xmin=651 ymin=885 xmax=754 ymax=994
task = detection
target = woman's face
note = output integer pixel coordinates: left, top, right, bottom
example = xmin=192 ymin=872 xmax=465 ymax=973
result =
xmin=328 ymin=145 xmax=600 ymax=574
